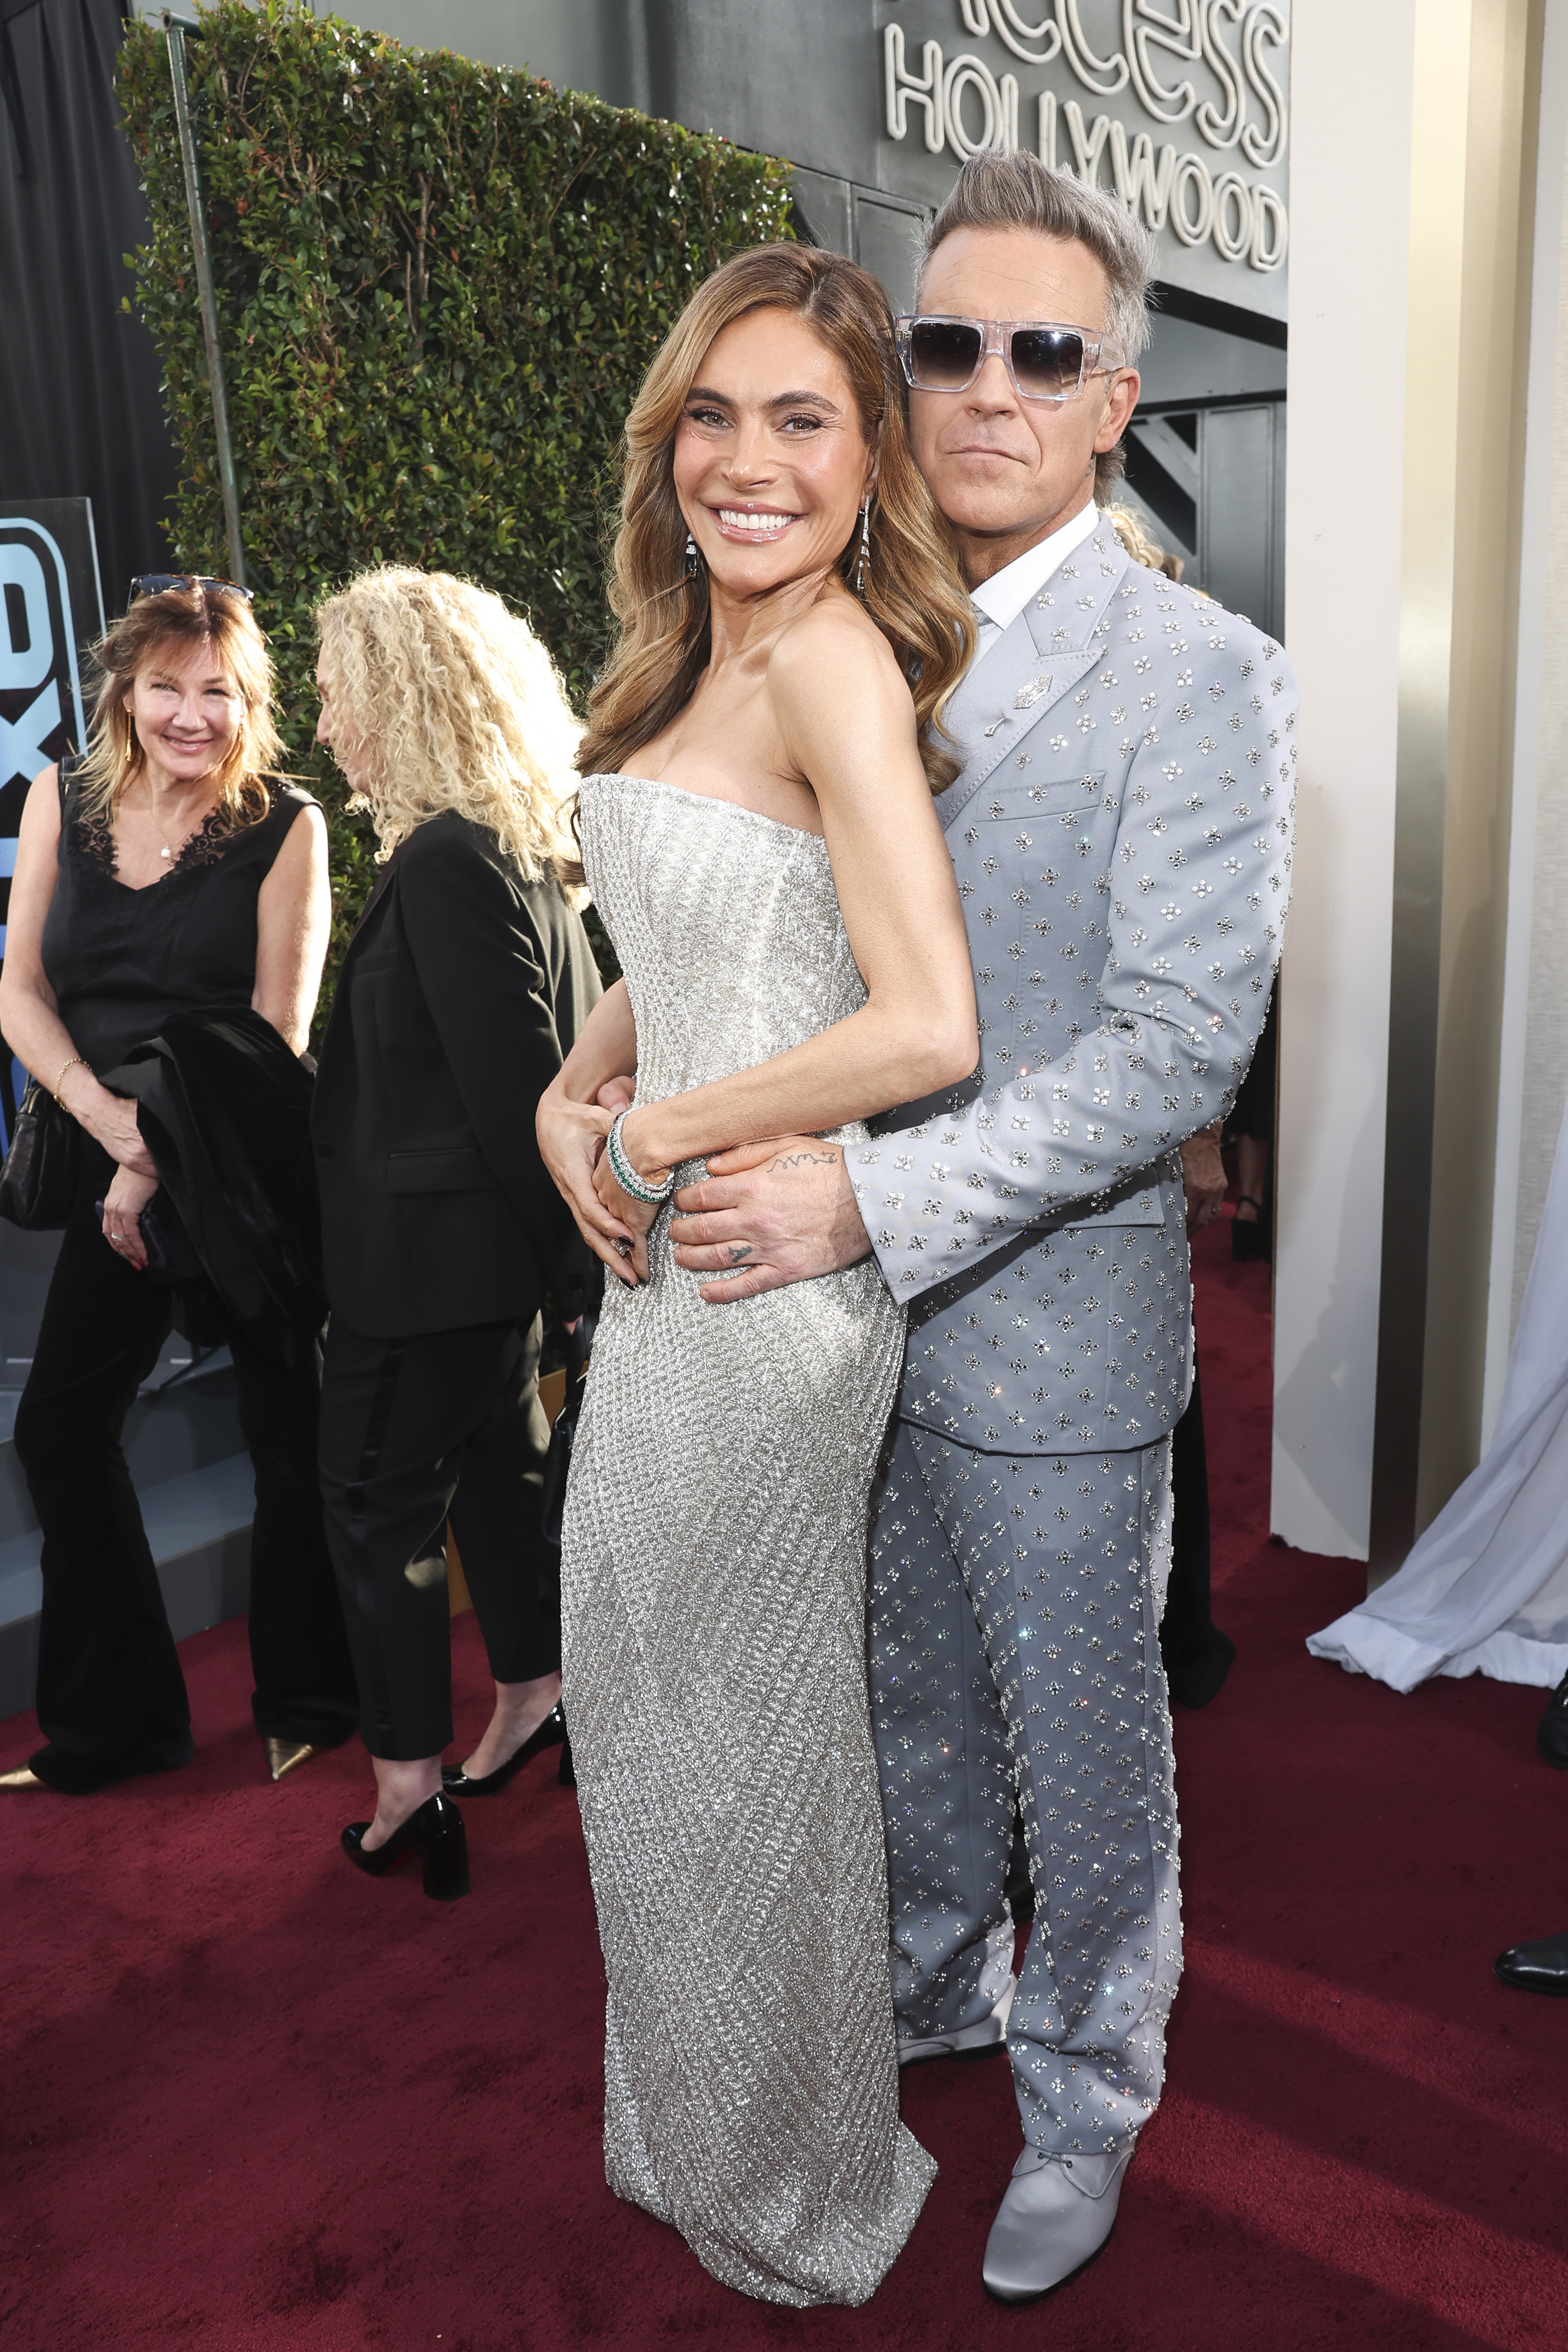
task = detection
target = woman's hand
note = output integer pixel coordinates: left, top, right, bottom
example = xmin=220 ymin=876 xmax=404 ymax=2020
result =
xmin=101 ymin=1167 xmax=159 ymax=1270
xmin=61 ymin=1069 xmax=158 ymax=1176
xmin=536 ymin=1078 xmax=640 ymax=1284
xmin=592 ymin=1143 xmax=658 ymax=1285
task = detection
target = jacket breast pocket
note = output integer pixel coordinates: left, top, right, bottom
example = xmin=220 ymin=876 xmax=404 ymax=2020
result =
xmin=385 ymin=1147 xmax=494 ymax=1193
xmin=959 ymin=775 xmax=1109 ymax=1073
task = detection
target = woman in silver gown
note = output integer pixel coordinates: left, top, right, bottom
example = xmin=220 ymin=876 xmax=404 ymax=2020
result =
xmin=537 ymin=245 xmax=978 ymax=2307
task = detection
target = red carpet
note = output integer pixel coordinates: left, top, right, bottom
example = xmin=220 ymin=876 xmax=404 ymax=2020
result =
xmin=3 ymin=1211 xmax=1565 ymax=2352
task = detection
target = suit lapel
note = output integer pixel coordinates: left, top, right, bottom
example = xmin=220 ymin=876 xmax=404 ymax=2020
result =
xmin=936 ymin=529 xmax=1131 ymax=833
xmin=333 ymin=852 xmax=399 ymax=989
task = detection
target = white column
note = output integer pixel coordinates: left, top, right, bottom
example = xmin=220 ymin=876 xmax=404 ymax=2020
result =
xmin=1271 ymin=5 xmax=1417 ymax=1557
xmin=1482 ymin=0 xmax=1568 ymax=1448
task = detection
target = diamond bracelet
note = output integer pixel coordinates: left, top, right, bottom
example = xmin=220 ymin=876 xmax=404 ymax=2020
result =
xmin=606 ymin=1108 xmax=675 ymax=1205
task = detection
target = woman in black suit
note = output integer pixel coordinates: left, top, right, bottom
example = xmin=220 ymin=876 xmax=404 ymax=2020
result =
xmin=311 ymin=565 xmax=601 ymax=1899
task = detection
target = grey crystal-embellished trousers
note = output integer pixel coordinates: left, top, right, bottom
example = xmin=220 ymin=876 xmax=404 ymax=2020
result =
xmin=868 ymin=1419 xmax=1181 ymax=2154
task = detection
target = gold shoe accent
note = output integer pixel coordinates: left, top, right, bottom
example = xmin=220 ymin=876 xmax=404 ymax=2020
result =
xmin=264 ymin=1738 xmax=317 ymax=1783
xmin=0 ymin=1766 xmax=47 ymax=1789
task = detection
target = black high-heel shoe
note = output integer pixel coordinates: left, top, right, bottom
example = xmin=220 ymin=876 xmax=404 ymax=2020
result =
xmin=442 ymin=1703 xmax=567 ymax=1796
xmin=341 ymin=1791 xmax=470 ymax=1900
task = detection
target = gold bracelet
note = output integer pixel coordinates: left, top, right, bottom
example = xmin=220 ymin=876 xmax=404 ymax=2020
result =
xmin=53 ymin=1055 xmax=89 ymax=1104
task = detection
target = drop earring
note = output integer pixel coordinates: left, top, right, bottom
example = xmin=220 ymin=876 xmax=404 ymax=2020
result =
xmin=684 ymin=530 xmax=700 ymax=579
xmin=854 ymin=498 xmax=871 ymax=598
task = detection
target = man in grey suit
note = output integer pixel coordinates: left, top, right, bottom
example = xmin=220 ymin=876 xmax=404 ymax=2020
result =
xmin=669 ymin=152 xmax=1296 ymax=2301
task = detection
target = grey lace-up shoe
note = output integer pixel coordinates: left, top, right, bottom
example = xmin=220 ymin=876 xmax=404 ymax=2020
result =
xmin=981 ymin=2142 xmax=1134 ymax=2303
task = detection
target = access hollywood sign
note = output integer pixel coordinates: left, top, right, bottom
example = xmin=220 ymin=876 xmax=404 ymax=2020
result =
xmin=884 ymin=0 xmax=1289 ymax=276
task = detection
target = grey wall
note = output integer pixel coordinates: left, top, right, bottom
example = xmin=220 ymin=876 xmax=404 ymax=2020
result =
xmin=309 ymin=3 xmax=1289 ymax=319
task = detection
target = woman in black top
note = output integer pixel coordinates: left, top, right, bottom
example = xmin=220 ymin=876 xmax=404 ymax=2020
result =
xmin=310 ymin=565 xmax=600 ymax=1900
xmin=0 ymin=577 xmax=356 ymax=1794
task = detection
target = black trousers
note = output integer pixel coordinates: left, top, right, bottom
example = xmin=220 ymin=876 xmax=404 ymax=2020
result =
xmin=318 ymin=1314 xmax=560 ymax=1760
xmin=16 ymin=1169 xmax=358 ymax=1793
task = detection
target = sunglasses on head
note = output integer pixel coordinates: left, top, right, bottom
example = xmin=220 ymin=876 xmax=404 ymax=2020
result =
xmin=895 ymin=316 xmax=1123 ymax=404
xmin=128 ymin=573 xmax=254 ymax=607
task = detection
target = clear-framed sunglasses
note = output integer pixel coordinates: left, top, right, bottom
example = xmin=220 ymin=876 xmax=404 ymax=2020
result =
xmin=128 ymin=572 xmax=254 ymax=605
xmin=895 ymin=315 xmax=1125 ymax=404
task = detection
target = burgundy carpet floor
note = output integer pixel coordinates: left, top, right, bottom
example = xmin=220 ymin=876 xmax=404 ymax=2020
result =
xmin=3 ymin=1210 xmax=1566 ymax=2351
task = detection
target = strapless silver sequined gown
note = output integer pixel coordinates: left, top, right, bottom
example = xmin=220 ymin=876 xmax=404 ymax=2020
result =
xmin=561 ymin=772 xmax=933 ymax=2308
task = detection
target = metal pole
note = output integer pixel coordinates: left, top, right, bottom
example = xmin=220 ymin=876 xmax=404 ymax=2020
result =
xmin=162 ymin=13 xmax=246 ymax=590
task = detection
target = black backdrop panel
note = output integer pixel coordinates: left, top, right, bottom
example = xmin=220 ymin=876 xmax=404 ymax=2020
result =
xmin=0 ymin=0 xmax=176 ymax=625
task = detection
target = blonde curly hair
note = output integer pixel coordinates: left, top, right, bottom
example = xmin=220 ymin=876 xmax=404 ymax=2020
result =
xmin=315 ymin=566 xmax=582 ymax=889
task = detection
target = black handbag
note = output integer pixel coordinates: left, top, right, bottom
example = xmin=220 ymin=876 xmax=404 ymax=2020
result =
xmin=0 ymin=1076 xmax=82 ymax=1230
xmin=541 ymin=1311 xmax=595 ymax=1549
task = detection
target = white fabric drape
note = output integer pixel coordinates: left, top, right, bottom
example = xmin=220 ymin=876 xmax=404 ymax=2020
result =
xmin=1307 ymin=1096 xmax=1568 ymax=1692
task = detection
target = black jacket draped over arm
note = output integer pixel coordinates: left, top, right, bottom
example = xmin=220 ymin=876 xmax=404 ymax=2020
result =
xmin=310 ymin=812 xmax=603 ymax=1338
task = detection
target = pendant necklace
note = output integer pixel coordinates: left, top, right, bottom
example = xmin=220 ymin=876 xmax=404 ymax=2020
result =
xmin=145 ymin=782 xmax=183 ymax=861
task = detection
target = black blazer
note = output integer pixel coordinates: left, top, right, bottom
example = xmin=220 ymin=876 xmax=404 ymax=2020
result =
xmin=311 ymin=811 xmax=603 ymax=1338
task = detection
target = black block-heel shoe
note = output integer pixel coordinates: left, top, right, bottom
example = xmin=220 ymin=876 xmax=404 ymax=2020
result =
xmin=341 ymin=1791 xmax=470 ymax=1900
xmin=442 ymin=1703 xmax=567 ymax=1796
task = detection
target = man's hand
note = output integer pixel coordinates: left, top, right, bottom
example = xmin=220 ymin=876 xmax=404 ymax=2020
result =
xmin=669 ymin=1135 xmax=872 ymax=1303
xmin=1179 ymin=1121 xmax=1227 ymax=1232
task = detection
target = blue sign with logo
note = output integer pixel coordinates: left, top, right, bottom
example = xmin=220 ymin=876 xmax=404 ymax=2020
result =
xmin=0 ymin=501 xmax=104 ymax=1145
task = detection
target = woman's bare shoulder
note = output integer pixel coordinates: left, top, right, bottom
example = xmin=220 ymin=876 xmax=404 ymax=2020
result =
xmin=767 ymin=592 xmax=903 ymax=710
xmin=18 ymin=764 xmax=63 ymax=846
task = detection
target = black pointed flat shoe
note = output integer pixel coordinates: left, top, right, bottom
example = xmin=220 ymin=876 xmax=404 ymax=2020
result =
xmin=341 ymin=1791 xmax=470 ymax=1900
xmin=442 ymin=1703 xmax=566 ymax=1795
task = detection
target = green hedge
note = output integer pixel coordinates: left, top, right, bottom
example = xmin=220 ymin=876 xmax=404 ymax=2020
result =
xmin=116 ymin=0 xmax=793 ymax=1006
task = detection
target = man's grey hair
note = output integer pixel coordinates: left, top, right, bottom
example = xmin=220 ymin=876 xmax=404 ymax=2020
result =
xmin=918 ymin=150 xmax=1155 ymax=366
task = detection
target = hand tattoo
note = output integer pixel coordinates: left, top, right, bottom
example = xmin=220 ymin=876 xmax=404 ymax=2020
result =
xmin=766 ymin=1149 xmax=840 ymax=1174
xmin=727 ymin=1244 xmax=753 ymax=1264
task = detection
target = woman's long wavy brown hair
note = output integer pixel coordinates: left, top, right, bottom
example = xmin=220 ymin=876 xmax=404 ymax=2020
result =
xmin=577 ymin=244 xmax=975 ymax=795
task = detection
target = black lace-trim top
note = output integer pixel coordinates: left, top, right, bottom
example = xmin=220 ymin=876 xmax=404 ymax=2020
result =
xmin=41 ymin=761 xmax=318 ymax=1077
xmin=72 ymin=796 xmax=239 ymax=884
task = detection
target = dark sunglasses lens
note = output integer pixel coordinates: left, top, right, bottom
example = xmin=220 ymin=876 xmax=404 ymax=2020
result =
xmin=908 ymin=319 xmax=985 ymax=388
xmin=1009 ymin=328 xmax=1087 ymax=399
xmin=129 ymin=573 xmax=252 ymax=606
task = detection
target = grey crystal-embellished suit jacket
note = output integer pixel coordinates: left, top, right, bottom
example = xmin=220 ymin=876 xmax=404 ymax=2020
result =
xmin=848 ymin=522 xmax=1297 ymax=1457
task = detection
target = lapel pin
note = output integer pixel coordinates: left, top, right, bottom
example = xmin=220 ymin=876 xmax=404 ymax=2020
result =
xmin=1014 ymin=674 xmax=1053 ymax=710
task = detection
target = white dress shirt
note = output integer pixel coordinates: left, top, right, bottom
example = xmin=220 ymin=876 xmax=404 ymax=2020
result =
xmin=968 ymin=498 xmax=1102 ymax=668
